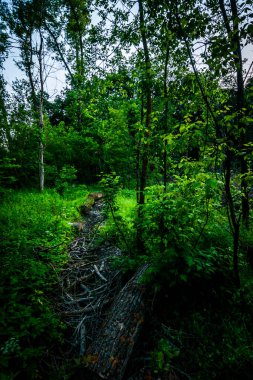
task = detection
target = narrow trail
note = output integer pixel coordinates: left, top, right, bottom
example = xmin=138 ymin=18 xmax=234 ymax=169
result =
xmin=57 ymin=197 xmax=123 ymax=357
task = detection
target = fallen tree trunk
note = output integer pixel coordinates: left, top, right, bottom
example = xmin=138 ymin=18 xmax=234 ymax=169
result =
xmin=83 ymin=264 xmax=149 ymax=380
xmin=80 ymin=193 xmax=104 ymax=215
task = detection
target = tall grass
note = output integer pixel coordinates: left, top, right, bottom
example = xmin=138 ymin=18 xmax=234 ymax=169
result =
xmin=0 ymin=186 xmax=88 ymax=379
xmin=99 ymin=188 xmax=137 ymax=253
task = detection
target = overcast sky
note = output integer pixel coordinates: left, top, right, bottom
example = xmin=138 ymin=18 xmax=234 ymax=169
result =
xmin=3 ymin=48 xmax=67 ymax=98
xmin=2 ymin=2 xmax=253 ymax=98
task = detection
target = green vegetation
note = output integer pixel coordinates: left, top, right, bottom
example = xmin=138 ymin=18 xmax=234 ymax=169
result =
xmin=0 ymin=0 xmax=253 ymax=378
xmin=99 ymin=187 xmax=137 ymax=254
xmin=102 ymin=180 xmax=253 ymax=380
xmin=0 ymin=186 xmax=88 ymax=379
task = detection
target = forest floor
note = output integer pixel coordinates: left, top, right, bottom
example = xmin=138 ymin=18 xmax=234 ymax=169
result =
xmin=55 ymin=196 xmax=122 ymax=363
xmin=2 ymin=189 xmax=253 ymax=379
xmin=55 ymin=195 xmax=178 ymax=380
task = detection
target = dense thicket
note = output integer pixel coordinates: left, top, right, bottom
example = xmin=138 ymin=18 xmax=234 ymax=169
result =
xmin=1 ymin=0 xmax=253 ymax=379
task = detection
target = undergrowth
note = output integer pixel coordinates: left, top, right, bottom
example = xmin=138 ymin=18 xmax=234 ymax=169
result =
xmin=2 ymin=177 xmax=253 ymax=379
xmin=99 ymin=186 xmax=137 ymax=253
xmin=0 ymin=185 xmax=89 ymax=379
xmin=100 ymin=175 xmax=253 ymax=380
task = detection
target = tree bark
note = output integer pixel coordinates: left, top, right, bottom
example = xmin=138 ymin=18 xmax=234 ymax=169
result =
xmin=138 ymin=0 xmax=152 ymax=206
xmin=38 ymin=31 xmax=45 ymax=192
xmin=136 ymin=0 xmax=153 ymax=252
xmin=224 ymin=149 xmax=241 ymax=288
xmin=22 ymin=28 xmax=45 ymax=191
xmin=219 ymin=0 xmax=249 ymax=227
xmin=83 ymin=264 xmax=148 ymax=380
xmin=230 ymin=0 xmax=249 ymax=228
xmin=163 ymin=44 xmax=170 ymax=192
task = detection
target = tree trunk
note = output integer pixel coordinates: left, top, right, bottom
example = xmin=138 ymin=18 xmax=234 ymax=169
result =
xmin=83 ymin=264 xmax=148 ymax=380
xmin=136 ymin=0 xmax=152 ymax=252
xmin=39 ymin=140 xmax=44 ymax=192
xmin=224 ymin=149 xmax=241 ymax=288
xmin=177 ymin=5 xmax=242 ymax=286
xmin=163 ymin=44 xmax=170 ymax=192
xmin=23 ymin=29 xmax=45 ymax=191
xmin=38 ymin=31 xmax=45 ymax=192
xmin=219 ymin=0 xmax=249 ymax=227
xmin=138 ymin=0 xmax=152 ymax=206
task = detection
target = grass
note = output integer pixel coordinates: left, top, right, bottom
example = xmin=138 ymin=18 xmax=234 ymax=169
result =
xmin=0 ymin=185 xmax=90 ymax=379
xmin=97 ymin=188 xmax=137 ymax=254
xmin=115 ymin=189 xmax=136 ymax=225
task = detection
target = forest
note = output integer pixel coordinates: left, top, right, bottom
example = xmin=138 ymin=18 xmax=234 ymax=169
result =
xmin=0 ymin=0 xmax=253 ymax=379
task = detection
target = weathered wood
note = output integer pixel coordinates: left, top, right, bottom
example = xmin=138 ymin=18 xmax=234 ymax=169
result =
xmin=79 ymin=193 xmax=104 ymax=215
xmin=83 ymin=264 xmax=148 ymax=380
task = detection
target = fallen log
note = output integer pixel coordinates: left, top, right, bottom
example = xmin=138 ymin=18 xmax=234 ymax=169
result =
xmin=79 ymin=193 xmax=104 ymax=216
xmin=83 ymin=264 xmax=149 ymax=380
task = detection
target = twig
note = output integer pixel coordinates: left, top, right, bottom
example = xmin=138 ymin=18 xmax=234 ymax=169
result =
xmin=79 ymin=324 xmax=86 ymax=356
xmin=65 ymin=296 xmax=94 ymax=305
xmin=193 ymin=198 xmax=210 ymax=249
xmin=93 ymin=264 xmax=107 ymax=282
xmin=61 ymin=299 xmax=111 ymax=315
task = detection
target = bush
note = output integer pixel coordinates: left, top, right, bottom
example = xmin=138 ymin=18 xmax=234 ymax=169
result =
xmin=55 ymin=164 xmax=77 ymax=194
xmin=134 ymin=175 xmax=232 ymax=288
xmin=98 ymin=184 xmax=137 ymax=253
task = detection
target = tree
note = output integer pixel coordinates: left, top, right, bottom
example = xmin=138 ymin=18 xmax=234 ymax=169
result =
xmin=0 ymin=0 xmax=64 ymax=190
xmin=218 ymin=0 xmax=252 ymax=227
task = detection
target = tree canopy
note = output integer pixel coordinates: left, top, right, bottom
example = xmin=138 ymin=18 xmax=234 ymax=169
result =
xmin=1 ymin=0 xmax=253 ymax=379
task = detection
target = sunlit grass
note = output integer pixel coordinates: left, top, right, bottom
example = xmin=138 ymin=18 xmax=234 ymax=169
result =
xmin=115 ymin=188 xmax=137 ymax=227
xmin=0 ymin=186 xmax=89 ymax=260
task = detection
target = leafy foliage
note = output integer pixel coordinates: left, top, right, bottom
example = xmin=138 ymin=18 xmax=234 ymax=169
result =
xmin=55 ymin=164 xmax=77 ymax=194
xmin=0 ymin=0 xmax=253 ymax=378
xmin=150 ymin=338 xmax=180 ymax=374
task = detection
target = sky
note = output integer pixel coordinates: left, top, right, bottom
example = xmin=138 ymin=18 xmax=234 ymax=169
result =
xmin=2 ymin=1 xmax=253 ymax=98
xmin=3 ymin=49 xmax=67 ymax=98
xmin=4 ymin=44 xmax=252 ymax=97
